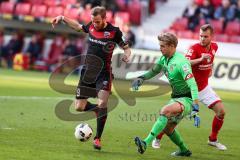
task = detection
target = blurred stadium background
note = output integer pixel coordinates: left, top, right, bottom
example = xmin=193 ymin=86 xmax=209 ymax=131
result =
xmin=0 ymin=0 xmax=240 ymax=160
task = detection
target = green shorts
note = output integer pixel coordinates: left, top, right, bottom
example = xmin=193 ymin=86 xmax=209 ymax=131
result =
xmin=166 ymin=97 xmax=193 ymax=124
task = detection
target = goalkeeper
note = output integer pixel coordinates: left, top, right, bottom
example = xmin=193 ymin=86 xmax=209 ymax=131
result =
xmin=132 ymin=33 xmax=200 ymax=157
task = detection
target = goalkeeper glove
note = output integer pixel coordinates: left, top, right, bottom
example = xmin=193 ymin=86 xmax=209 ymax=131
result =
xmin=191 ymin=103 xmax=200 ymax=128
xmin=132 ymin=77 xmax=144 ymax=91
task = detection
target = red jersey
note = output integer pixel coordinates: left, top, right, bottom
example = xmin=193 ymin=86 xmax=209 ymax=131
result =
xmin=185 ymin=42 xmax=218 ymax=91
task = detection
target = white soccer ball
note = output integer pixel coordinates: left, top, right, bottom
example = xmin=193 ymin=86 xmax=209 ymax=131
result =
xmin=74 ymin=123 xmax=93 ymax=142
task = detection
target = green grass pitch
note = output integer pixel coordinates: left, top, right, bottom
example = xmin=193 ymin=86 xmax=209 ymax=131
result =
xmin=0 ymin=69 xmax=240 ymax=160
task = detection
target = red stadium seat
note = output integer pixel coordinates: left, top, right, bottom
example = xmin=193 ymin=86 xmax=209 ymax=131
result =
xmin=195 ymin=0 xmax=203 ymax=5
xmin=61 ymin=0 xmax=77 ymax=7
xmin=225 ymin=21 xmax=240 ymax=36
xmin=114 ymin=12 xmax=130 ymax=29
xmin=193 ymin=33 xmax=199 ymax=40
xmin=64 ymin=8 xmax=79 ymax=19
xmin=114 ymin=12 xmax=130 ymax=23
xmin=46 ymin=6 xmax=64 ymax=18
xmin=229 ymin=36 xmax=240 ymax=43
xmin=211 ymin=0 xmax=222 ymax=8
xmin=128 ymin=1 xmax=141 ymax=25
xmin=214 ymin=34 xmax=229 ymax=43
xmin=31 ymin=4 xmax=47 ymax=18
xmin=106 ymin=11 xmax=113 ymax=23
xmin=116 ymin=0 xmax=127 ymax=11
xmin=210 ymin=20 xmax=223 ymax=33
xmin=177 ymin=30 xmax=194 ymax=39
xmin=44 ymin=0 xmax=58 ymax=7
xmin=80 ymin=9 xmax=91 ymax=24
xmin=15 ymin=3 xmax=31 ymax=16
xmin=24 ymin=0 xmax=43 ymax=5
xmin=0 ymin=2 xmax=15 ymax=14
xmin=170 ymin=18 xmax=188 ymax=31
xmin=149 ymin=0 xmax=156 ymax=14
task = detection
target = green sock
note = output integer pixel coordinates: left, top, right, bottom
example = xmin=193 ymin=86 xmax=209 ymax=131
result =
xmin=168 ymin=129 xmax=188 ymax=152
xmin=144 ymin=115 xmax=168 ymax=145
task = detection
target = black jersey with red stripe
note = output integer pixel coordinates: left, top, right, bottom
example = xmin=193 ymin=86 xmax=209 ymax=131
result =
xmin=82 ymin=22 xmax=126 ymax=72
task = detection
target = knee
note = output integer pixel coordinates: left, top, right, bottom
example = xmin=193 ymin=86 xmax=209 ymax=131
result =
xmin=74 ymin=101 xmax=86 ymax=112
xmin=98 ymin=101 xmax=108 ymax=108
xmin=160 ymin=108 xmax=171 ymax=117
xmin=163 ymin=127 xmax=175 ymax=136
xmin=216 ymin=109 xmax=225 ymax=119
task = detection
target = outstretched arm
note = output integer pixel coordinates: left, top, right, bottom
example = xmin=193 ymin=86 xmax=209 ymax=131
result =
xmin=51 ymin=16 xmax=83 ymax=32
xmin=131 ymin=58 xmax=163 ymax=91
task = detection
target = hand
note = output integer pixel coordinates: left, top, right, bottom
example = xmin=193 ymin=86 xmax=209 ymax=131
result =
xmin=191 ymin=103 xmax=200 ymax=128
xmin=121 ymin=53 xmax=130 ymax=63
xmin=51 ymin=15 xmax=64 ymax=29
xmin=193 ymin=114 xmax=200 ymax=128
xmin=132 ymin=78 xmax=144 ymax=91
xmin=200 ymin=53 xmax=211 ymax=62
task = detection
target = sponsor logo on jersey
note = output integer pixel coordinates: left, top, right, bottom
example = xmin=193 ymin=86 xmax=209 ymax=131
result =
xmin=187 ymin=49 xmax=193 ymax=56
xmin=170 ymin=64 xmax=176 ymax=71
xmin=89 ymin=37 xmax=107 ymax=45
xmin=103 ymin=81 xmax=108 ymax=86
xmin=104 ymin=31 xmax=110 ymax=38
xmin=185 ymin=73 xmax=193 ymax=80
xmin=182 ymin=64 xmax=190 ymax=73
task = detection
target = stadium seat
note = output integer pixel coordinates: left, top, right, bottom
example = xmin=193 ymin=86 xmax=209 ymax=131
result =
xmin=116 ymin=0 xmax=127 ymax=11
xmin=44 ymin=0 xmax=58 ymax=7
xmin=193 ymin=33 xmax=199 ymax=40
xmin=225 ymin=21 xmax=240 ymax=36
xmin=61 ymin=0 xmax=77 ymax=7
xmin=64 ymin=8 xmax=79 ymax=19
xmin=114 ymin=12 xmax=130 ymax=23
xmin=24 ymin=0 xmax=43 ymax=5
xmin=170 ymin=18 xmax=188 ymax=31
xmin=211 ymin=0 xmax=222 ymax=8
xmin=128 ymin=1 xmax=141 ymax=25
xmin=195 ymin=0 xmax=203 ymax=5
xmin=229 ymin=36 xmax=240 ymax=43
xmin=210 ymin=20 xmax=223 ymax=33
xmin=46 ymin=6 xmax=64 ymax=18
xmin=177 ymin=30 xmax=194 ymax=39
xmin=106 ymin=11 xmax=113 ymax=23
xmin=0 ymin=1 xmax=15 ymax=14
xmin=149 ymin=0 xmax=156 ymax=14
xmin=31 ymin=4 xmax=47 ymax=18
xmin=80 ymin=9 xmax=91 ymax=24
xmin=114 ymin=12 xmax=130 ymax=29
xmin=214 ymin=34 xmax=229 ymax=43
xmin=15 ymin=3 xmax=31 ymax=16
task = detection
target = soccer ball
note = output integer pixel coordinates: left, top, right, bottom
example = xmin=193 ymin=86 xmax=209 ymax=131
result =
xmin=74 ymin=123 xmax=93 ymax=142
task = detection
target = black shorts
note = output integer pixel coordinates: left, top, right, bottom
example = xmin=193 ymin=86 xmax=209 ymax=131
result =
xmin=76 ymin=69 xmax=113 ymax=99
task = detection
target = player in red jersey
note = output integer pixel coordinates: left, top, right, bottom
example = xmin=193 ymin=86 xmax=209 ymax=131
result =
xmin=152 ymin=24 xmax=226 ymax=150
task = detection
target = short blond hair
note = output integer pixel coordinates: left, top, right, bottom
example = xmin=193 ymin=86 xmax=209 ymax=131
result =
xmin=158 ymin=32 xmax=178 ymax=47
xmin=200 ymin=24 xmax=214 ymax=34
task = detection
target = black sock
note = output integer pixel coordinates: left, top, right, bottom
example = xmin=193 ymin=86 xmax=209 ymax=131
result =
xmin=84 ymin=102 xmax=97 ymax=111
xmin=95 ymin=108 xmax=108 ymax=139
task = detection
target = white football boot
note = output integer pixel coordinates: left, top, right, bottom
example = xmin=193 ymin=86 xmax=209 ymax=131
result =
xmin=208 ymin=140 xmax=227 ymax=151
xmin=152 ymin=138 xmax=161 ymax=149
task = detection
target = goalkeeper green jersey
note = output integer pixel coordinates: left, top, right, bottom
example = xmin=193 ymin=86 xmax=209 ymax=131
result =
xmin=142 ymin=52 xmax=198 ymax=101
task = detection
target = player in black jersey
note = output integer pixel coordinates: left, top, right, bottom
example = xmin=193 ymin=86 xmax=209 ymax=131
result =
xmin=51 ymin=6 xmax=131 ymax=150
